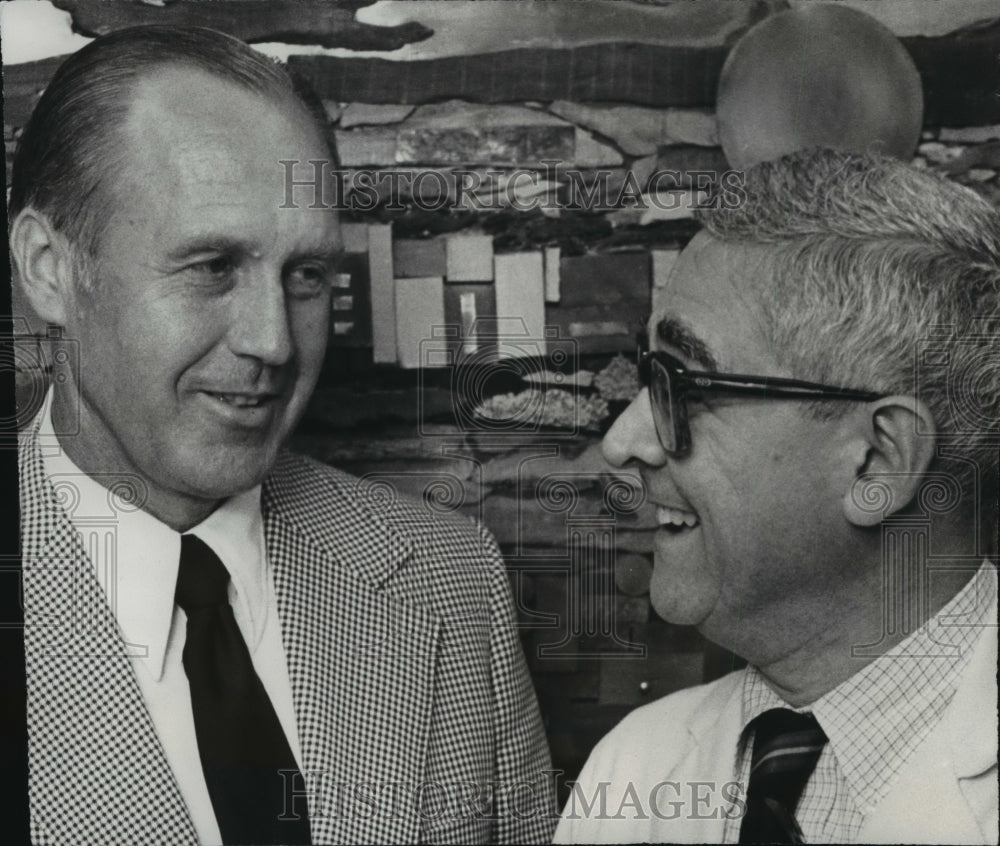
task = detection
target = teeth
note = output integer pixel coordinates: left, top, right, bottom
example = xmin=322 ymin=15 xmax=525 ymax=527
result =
xmin=215 ymin=393 xmax=263 ymax=408
xmin=656 ymin=505 xmax=699 ymax=528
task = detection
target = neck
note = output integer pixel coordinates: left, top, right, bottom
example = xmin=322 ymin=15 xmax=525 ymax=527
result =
xmin=753 ymin=607 xmax=892 ymax=707
xmin=51 ymin=388 xmax=221 ymax=532
xmin=740 ymin=539 xmax=979 ymax=707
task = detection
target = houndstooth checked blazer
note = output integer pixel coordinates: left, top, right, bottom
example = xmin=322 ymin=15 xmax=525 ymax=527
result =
xmin=20 ymin=417 xmax=556 ymax=845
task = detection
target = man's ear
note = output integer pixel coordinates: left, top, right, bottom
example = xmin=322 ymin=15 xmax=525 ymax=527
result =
xmin=9 ymin=208 xmax=79 ymax=326
xmin=842 ymin=396 xmax=937 ymax=527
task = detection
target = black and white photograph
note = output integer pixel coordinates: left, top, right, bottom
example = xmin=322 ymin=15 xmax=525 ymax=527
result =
xmin=2 ymin=1 xmax=998 ymax=843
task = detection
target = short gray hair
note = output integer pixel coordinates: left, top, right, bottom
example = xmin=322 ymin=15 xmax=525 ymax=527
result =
xmin=698 ymin=148 xmax=1000 ymax=504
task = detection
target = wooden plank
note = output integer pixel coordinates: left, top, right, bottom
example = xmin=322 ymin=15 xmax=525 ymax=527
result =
xmin=7 ymin=24 xmax=999 ymax=133
xmin=394 ymin=276 xmax=445 ymax=369
xmin=654 ymin=146 xmax=731 ymax=183
xmin=51 ymin=0 xmax=432 ymax=51
xmin=901 ymin=21 xmax=1000 ymax=126
xmin=545 ymin=251 xmax=649 ymax=353
xmin=493 ymin=252 xmax=546 ymax=359
xmin=2 ymin=57 xmax=64 ymax=132
xmin=340 ymin=222 xmax=369 ymax=254
xmin=544 ymin=247 xmax=561 ymax=304
xmin=289 ymin=30 xmax=1000 ymax=124
xmin=290 ymin=44 xmax=727 ymax=108
xmin=650 ymin=248 xmax=680 ymax=289
xmin=443 ymin=283 xmax=496 ymax=360
xmin=445 ymin=233 xmax=494 ymax=282
xmin=557 ymin=253 xmax=650 ymax=307
xmin=2 ymin=57 xmax=64 ymax=99
xmin=367 ymin=224 xmax=396 ymax=364
xmin=392 ymin=238 xmax=446 ymax=278
xmin=397 ymin=125 xmax=574 ymax=166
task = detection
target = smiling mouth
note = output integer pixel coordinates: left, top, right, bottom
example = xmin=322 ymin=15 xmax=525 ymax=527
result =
xmin=201 ymin=389 xmax=283 ymax=412
xmin=212 ymin=392 xmax=272 ymax=408
xmin=656 ymin=505 xmax=700 ymax=532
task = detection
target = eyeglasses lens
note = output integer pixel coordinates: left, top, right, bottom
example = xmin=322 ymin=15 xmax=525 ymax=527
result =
xmin=649 ymin=358 xmax=677 ymax=454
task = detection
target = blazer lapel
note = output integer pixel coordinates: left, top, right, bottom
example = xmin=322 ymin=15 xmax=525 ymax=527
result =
xmin=264 ymin=464 xmax=441 ymax=845
xmin=677 ymin=673 xmax=744 ymax=843
xmin=643 ymin=673 xmax=743 ymax=843
xmin=20 ymin=426 xmax=196 ymax=845
xmin=858 ymin=596 xmax=998 ymax=845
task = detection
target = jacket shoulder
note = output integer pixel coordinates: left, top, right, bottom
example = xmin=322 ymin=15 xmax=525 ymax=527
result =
xmin=263 ymin=452 xmax=503 ymax=613
xmin=584 ymin=668 xmax=745 ymax=776
xmin=264 ymin=451 xmax=486 ymax=545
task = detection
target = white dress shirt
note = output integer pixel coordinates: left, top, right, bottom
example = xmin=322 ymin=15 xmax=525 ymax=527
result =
xmin=38 ymin=390 xmax=305 ymax=845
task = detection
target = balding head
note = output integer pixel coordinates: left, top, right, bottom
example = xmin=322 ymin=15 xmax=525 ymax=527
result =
xmin=9 ymin=25 xmax=333 ymax=266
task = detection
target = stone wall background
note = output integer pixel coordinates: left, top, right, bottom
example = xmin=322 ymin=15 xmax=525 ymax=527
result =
xmin=5 ymin=0 xmax=999 ymax=800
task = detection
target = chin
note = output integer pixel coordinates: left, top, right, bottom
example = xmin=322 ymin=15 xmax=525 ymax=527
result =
xmin=648 ymin=551 xmax=721 ymax=627
xmin=175 ymin=446 xmax=277 ymax=500
xmin=649 ymin=585 xmax=716 ymax=627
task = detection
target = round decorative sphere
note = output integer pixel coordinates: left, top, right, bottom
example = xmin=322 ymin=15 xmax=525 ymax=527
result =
xmin=717 ymin=4 xmax=923 ymax=169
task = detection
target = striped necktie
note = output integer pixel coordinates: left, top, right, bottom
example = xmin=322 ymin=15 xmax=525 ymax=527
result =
xmin=738 ymin=708 xmax=828 ymax=844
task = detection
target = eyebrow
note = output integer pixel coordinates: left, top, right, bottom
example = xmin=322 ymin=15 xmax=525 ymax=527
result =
xmin=654 ymin=315 xmax=720 ymax=371
xmin=166 ymin=236 xmax=344 ymax=267
xmin=287 ymin=245 xmax=345 ymax=267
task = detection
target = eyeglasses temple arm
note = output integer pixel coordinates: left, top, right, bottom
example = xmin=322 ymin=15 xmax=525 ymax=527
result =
xmin=689 ymin=376 xmax=881 ymax=401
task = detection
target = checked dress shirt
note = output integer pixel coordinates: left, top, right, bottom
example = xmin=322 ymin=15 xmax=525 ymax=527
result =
xmin=723 ymin=562 xmax=998 ymax=844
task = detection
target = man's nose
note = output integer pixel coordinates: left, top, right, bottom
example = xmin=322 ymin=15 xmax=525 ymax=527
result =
xmin=602 ymin=387 xmax=668 ymax=468
xmin=228 ymin=270 xmax=294 ymax=366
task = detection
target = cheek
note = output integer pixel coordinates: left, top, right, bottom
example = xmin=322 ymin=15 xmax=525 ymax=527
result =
xmin=717 ymin=449 xmax=833 ymax=577
xmin=125 ymin=301 xmax=210 ymax=366
xmin=73 ymin=287 xmax=141 ymax=374
xmin=105 ymin=293 xmax=228 ymax=397
xmin=290 ymin=301 xmax=330 ymax=369
xmin=686 ymin=431 xmax=810 ymax=550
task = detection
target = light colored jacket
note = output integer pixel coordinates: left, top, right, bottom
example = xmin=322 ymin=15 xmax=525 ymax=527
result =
xmin=21 ymin=421 xmax=556 ymax=845
xmin=555 ymin=590 xmax=998 ymax=844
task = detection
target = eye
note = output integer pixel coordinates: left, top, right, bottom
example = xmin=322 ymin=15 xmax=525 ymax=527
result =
xmin=189 ymin=254 xmax=236 ymax=282
xmin=285 ymin=263 xmax=331 ymax=299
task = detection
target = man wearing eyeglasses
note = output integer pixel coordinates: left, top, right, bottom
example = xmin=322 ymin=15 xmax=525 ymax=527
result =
xmin=554 ymin=148 xmax=998 ymax=844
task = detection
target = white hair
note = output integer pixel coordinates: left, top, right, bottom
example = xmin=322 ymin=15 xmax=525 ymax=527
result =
xmin=698 ymin=148 xmax=1000 ymax=506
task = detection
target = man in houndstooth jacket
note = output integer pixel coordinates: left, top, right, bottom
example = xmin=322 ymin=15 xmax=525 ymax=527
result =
xmin=11 ymin=26 xmax=555 ymax=845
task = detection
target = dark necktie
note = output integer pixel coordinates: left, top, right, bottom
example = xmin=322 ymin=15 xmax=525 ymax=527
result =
xmin=175 ymin=534 xmax=311 ymax=845
xmin=738 ymin=708 xmax=828 ymax=844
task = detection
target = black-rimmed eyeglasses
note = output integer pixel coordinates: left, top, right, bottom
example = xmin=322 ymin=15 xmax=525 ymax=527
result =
xmin=637 ymin=349 xmax=884 ymax=457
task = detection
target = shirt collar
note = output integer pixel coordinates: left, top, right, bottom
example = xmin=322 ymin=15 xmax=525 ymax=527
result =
xmin=188 ymin=485 xmax=268 ymax=657
xmin=741 ymin=561 xmax=997 ymax=814
xmin=38 ymin=388 xmax=269 ymax=681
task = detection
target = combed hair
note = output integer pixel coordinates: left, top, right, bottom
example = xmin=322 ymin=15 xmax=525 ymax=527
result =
xmin=697 ymin=148 xmax=1000 ymax=503
xmin=8 ymin=25 xmax=334 ymax=261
